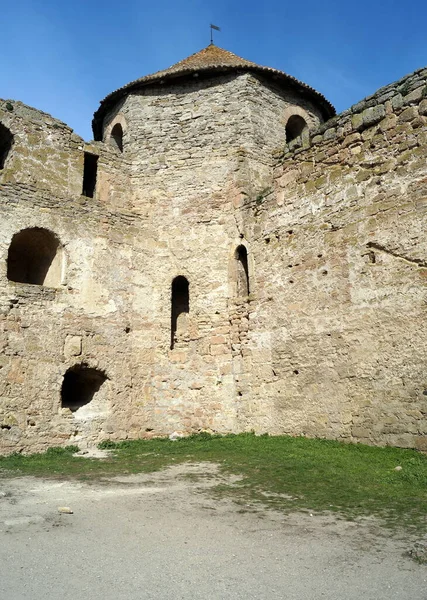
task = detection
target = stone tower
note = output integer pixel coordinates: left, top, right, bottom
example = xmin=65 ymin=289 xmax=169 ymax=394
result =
xmin=92 ymin=44 xmax=334 ymax=208
xmin=1 ymin=45 xmax=426 ymax=453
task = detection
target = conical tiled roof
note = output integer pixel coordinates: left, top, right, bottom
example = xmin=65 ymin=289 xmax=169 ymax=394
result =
xmin=147 ymin=44 xmax=258 ymax=75
xmin=92 ymin=44 xmax=335 ymax=139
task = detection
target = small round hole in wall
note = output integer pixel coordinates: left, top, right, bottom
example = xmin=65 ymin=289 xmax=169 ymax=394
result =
xmin=368 ymin=251 xmax=376 ymax=264
xmin=293 ymin=369 xmax=299 ymax=375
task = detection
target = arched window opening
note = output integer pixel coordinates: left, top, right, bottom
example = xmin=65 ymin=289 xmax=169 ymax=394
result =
xmin=7 ymin=227 xmax=63 ymax=287
xmin=236 ymin=245 xmax=250 ymax=297
xmin=171 ymin=276 xmax=189 ymax=350
xmin=285 ymin=115 xmax=308 ymax=143
xmin=0 ymin=123 xmax=13 ymax=169
xmin=61 ymin=365 xmax=107 ymax=412
xmin=110 ymin=123 xmax=123 ymax=152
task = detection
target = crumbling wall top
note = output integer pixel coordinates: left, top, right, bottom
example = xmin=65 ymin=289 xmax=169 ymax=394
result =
xmin=276 ymin=66 xmax=427 ymax=163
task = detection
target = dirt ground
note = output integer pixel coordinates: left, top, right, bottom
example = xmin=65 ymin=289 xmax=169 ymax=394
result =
xmin=0 ymin=463 xmax=426 ymax=600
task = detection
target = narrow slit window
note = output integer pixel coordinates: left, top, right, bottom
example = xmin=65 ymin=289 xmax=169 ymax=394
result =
xmin=285 ymin=115 xmax=308 ymax=143
xmin=82 ymin=152 xmax=98 ymax=198
xmin=110 ymin=123 xmax=123 ymax=152
xmin=0 ymin=123 xmax=13 ymax=169
xmin=236 ymin=245 xmax=250 ymax=297
xmin=171 ymin=276 xmax=189 ymax=350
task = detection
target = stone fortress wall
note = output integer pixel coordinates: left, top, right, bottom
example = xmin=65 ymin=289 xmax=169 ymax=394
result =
xmin=243 ymin=68 xmax=427 ymax=450
xmin=0 ymin=49 xmax=426 ymax=454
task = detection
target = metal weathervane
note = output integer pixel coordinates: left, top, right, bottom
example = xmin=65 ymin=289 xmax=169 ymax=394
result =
xmin=210 ymin=24 xmax=221 ymax=44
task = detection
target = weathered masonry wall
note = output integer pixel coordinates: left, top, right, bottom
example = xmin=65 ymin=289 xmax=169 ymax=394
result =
xmin=0 ymin=99 xmax=245 ymax=454
xmin=245 ymin=68 xmax=427 ymax=449
xmin=1 ymin=62 xmax=426 ymax=455
xmin=0 ymin=101 xmax=137 ymax=453
xmin=0 ymin=101 xmax=131 ymax=209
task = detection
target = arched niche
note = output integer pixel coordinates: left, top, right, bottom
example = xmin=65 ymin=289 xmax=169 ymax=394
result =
xmin=171 ymin=276 xmax=189 ymax=349
xmin=110 ymin=123 xmax=124 ymax=152
xmin=7 ymin=227 xmax=64 ymax=287
xmin=104 ymin=113 xmax=127 ymax=152
xmin=285 ymin=114 xmax=308 ymax=143
xmin=0 ymin=123 xmax=13 ymax=169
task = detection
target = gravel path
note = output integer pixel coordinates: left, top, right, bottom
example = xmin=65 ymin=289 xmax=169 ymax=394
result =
xmin=0 ymin=463 xmax=426 ymax=600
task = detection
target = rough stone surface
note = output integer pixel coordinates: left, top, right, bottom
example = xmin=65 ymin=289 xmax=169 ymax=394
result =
xmin=0 ymin=50 xmax=426 ymax=454
xmin=264 ymin=66 xmax=427 ymax=448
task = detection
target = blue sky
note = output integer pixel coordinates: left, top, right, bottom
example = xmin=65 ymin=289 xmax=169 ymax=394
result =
xmin=2 ymin=0 xmax=426 ymax=140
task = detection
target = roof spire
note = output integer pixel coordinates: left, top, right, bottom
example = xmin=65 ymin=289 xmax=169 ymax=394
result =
xmin=210 ymin=24 xmax=221 ymax=45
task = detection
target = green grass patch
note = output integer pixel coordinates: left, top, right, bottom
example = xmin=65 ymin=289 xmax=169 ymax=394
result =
xmin=1 ymin=433 xmax=427 ymax=531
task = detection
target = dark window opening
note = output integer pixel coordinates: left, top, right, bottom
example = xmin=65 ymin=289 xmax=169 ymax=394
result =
xmin=286 ymin=115 xmax=308 ymax=143
xmin=110 ymin=123 xmax=123 ymax=152
xmin=7 ymin=227 xmax=61 ymax=286
xmin=61 ymin=365 xmax=107 ymax=412
xmin=82 ymin=152 xmax=98 ymax=198
xmin=0 ymin=123 xmax=13 ymax=169
xmin=171 ymin=276 xmax=189 ymax=350
xmin=236 ymin=245 xmax=250 ymax=297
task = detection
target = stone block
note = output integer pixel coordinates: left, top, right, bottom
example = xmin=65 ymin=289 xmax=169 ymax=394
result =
xmin=379 ymin=114 xmax=397 ymax=131
xmin=351 ymin=112 xmax=364 ymax=131
xmin=403 ymin=86 xmax=425 ymax=104
xmin=64 ymin=335 xmax=82 ymax=358
xmin=391 ymin=94 xmax=404 ymax=110
xmin=362 ymin=105 xmax=386 ymax=128
xmin=342 ymin=132 xmax=361 ymax=148
xmin=398 ymin=107 xmax=418 ymax=122
xmin=351 ymin=427 xmax=371 ymax=439
xmin=411 ymin=116 xmax=427 ymax=128
xmin=415 ymin=436 xmax=427 ymax=452
xmin=418 ymin=99 xmax=427 ymax=115
xmin=169 ymin=351 xmax=188 ymax=363
xmin=323 ymin=128 xmax=336 ymax=141
xmin=210 ymin=344 xmax=229 ymax=356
